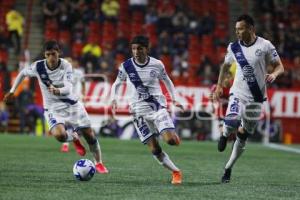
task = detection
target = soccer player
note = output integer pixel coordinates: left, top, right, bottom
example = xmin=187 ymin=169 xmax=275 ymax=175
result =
xmin=3 ymin=40 xmax=109 ymax=174
xmin=60 ymin=57 xmax=85 ymax=153
xmin=211 ymin=15 xmax=284 ymax=183
xmin=111 ymin=35 xmax=183 ymax=185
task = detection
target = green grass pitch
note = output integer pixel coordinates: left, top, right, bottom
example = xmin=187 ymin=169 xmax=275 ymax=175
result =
xmin=0 ymin=134 xmax=299 ymax=200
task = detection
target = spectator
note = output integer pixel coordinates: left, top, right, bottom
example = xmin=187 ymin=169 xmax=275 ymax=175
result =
xmin=156 ymin=30 xmax=173 ymax=56
xmin=157 ymin=0 xmax=176 ymax=33
xmin=57 ymin=2 xmax=72 ymax=30
xmin=101 ymin=0 xmax=120 ymax=23
xmin=17 ymin=85 xmax=34 ymax=134
xmin=145 ymin=5 xmax=158 ymax=25
xmin=25 ymin=104 xmax=45 ymax=135
xmin=199 ymin=11 xmax=215 ymax=35
xmin=81 ymin=40 xmax=102 ymax=73
xmin=129 ymin=0 xmax=148 ymax=13
xmin=114 ymin=32 xmax=129 ymax=56
xmin=0 ymin=26 xmax=9 ymax=49
xmin=6 ymin=8 xmax=24 ymax=55
xmin=171 ymin=11 xmax=189 ymax=33
xmin=42 ymin=0 xmax=60 ymax=21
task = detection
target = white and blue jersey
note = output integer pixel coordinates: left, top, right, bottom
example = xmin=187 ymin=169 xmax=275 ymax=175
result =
xmin=111 ymin=56 xmax=178 ymax=143
xmin=11 ymin=58 xmax=78 ymax=110
xmin=113 ymin=56 xmax=178 ymax=115
xmin=224 ymin=36 xmax=280 ymax=102
xmin=72 ymin=68 xmax=85 ymax=98
xmin=9 ymin=58 xmax=91 ymax=130
xmin=223 ymin=36 xmax=281 ymax=135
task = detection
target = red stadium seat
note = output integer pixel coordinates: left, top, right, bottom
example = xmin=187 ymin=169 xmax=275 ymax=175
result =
xmin=0 ymin=49 xmax=8 ymax=64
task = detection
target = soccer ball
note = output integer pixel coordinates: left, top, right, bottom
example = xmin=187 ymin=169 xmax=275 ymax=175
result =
xmin=73 ymin=159 xmax=96 ymax=181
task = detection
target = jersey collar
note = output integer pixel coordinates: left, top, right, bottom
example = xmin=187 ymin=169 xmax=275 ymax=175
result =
xmin=133 ymin=56 xmax=150 ymax=68
xmin=239 ymin=36 xmax=258 ymax=47
xmin=45 ymin=58 xmax=61 ymax=71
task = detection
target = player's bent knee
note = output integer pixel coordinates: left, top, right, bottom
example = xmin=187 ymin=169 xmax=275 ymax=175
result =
xmin=53 ymin=133 xmax=67 ymax=142
xmin=224 ymin=114 xmax=241 ymax=130
xmin=84 ymin=135 xmax=97 ymax=145
xmin=237 ymin=130 xmax=249 ymax=141
xmin=169 ymin=134 xmax=180 ymax=146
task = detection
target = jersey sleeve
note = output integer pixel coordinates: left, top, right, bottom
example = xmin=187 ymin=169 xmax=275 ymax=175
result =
xmin=110 ymin=64 xmax=127 ymax=101
xmin=23 ymin=62 xmax=37 ymax=77
xmin=265 ymin=41 xmax=280 ymax=64
xmin=158 ymin=61 xmax=168 ymax=80
xmin=117 ymin=63 xmax=127 ymax=82
xmin=158 ymin=61 xmax=178 ymax=101
xmin=224 ymin=43 xmax=235 ymax=65
xmin=59 ymin=62 xmax=73 ymax=95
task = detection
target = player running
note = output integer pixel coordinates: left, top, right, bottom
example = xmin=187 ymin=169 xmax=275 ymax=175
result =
xmin=3 ymin=40 xmax=108 ymax=174
xmin=211 ymin=15 xmax=284 ymax=183
xmin=111 ymin=35 xmax=183 ymax=185
xmin=60 ymin=57 xmax=85 ymax=153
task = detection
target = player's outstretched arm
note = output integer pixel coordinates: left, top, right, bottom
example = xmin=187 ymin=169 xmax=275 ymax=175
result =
xmin=212 ymin=63 xmax=231 ymax=102
xmin=3 ymin=92 xmax=14 ymax=104
xmin=161 ymin=72 xmax=184 ymax=112
xmin=265 ymin=59 xmax=284 ymax=83
xmin=110 ymin=78 xmax=123 ymax=117
xmin=4 ymin=70 xmax=27 ymax=103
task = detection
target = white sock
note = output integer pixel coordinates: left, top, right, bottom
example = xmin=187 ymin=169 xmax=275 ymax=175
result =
xmin=89 ymin=140 xmax=102 ymax=163
xmin=225 ymin=137 xmax=246 ymax=169
xmin=66 ymin=129 xmax=75 ymax=142
xmin=62 ymin=142 xmax=69 ymax=146
xmin=153 ymin=151 xmax=180 ymax=172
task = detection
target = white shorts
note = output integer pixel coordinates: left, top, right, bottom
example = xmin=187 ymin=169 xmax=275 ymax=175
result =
xmin=133 ymin=108 xmax=175 ymax=144
xmin=44 ymin=101 xmax=91 ymax=131
xmin=224 ymin=95 xmax=262 ymax=134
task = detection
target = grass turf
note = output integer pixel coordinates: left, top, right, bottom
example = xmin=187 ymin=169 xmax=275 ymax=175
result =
xmin=0 ymin=134 xmax=299 ymax=200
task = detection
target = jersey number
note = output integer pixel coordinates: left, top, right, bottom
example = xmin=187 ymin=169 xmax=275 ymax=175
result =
xmin=134 ymin=116 xmax=150 ymax=137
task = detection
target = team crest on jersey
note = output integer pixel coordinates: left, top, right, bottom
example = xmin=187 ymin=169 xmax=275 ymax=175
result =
xmin=242 ymin=65 xmax=255 ymax=82
xmin=255 ymin=49 xmax=262 ymax=56
xmin=150 ymin=70 xmax=157 ymax=78
xmin=41 ymin=74 xmax=47 ymax=79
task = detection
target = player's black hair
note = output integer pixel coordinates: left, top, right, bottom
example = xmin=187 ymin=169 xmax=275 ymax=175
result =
xmin=236 ymin=14 xmax=255 ymax=27
xmin=131 ymin=35 xmax=149 ymax=48
xmin=44 ymin=40 xmax=60 ymax=51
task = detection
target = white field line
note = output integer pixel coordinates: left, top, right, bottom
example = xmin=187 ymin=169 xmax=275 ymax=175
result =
xmin=264 ymin=143 xmax=300 ymax=154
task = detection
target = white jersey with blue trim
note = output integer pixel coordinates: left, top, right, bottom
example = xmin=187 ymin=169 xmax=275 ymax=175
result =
xmin=224 ymin=36 xmax=280 ymax=101
xmin=23 ymin=58 xmax=78 ymax=110
xmin=117 ymin=57 xmax=171 ymax=114
xmin=72 ymin=68 xmax=84 ymax=97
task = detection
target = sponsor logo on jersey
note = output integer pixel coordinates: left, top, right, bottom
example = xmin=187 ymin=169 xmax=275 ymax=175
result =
xmin=242 ymin=65 xmax=255 ymax=83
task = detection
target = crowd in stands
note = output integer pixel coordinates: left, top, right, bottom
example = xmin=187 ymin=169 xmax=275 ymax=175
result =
xmin=254 ymin=0 xmax=300 ymax=88
xmin=40 ymin=0 xmax=227 ymax=84
xmin=0 ymin=0 xmax=299 ymax=87
xmin=1 ymin=0 xmax=300 ymax=134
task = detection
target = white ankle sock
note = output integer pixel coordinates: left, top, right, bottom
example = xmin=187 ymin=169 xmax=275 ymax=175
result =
xmin=154 ymin=151 xmax=179 ymax=172
xmin=225 ymin=137 xmax=246 ymax=169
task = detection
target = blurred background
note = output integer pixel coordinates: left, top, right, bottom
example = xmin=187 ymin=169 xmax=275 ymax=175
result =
xmin=0 ymin=0 xmax=299 ymax=144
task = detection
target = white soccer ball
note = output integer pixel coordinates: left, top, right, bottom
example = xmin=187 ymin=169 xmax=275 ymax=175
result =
xmin=73 ymin=159 xmax=96 ymax=181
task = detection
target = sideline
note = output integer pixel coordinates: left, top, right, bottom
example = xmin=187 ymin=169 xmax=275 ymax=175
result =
xmin=264 ymin=143 xmax=300 ymax=154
